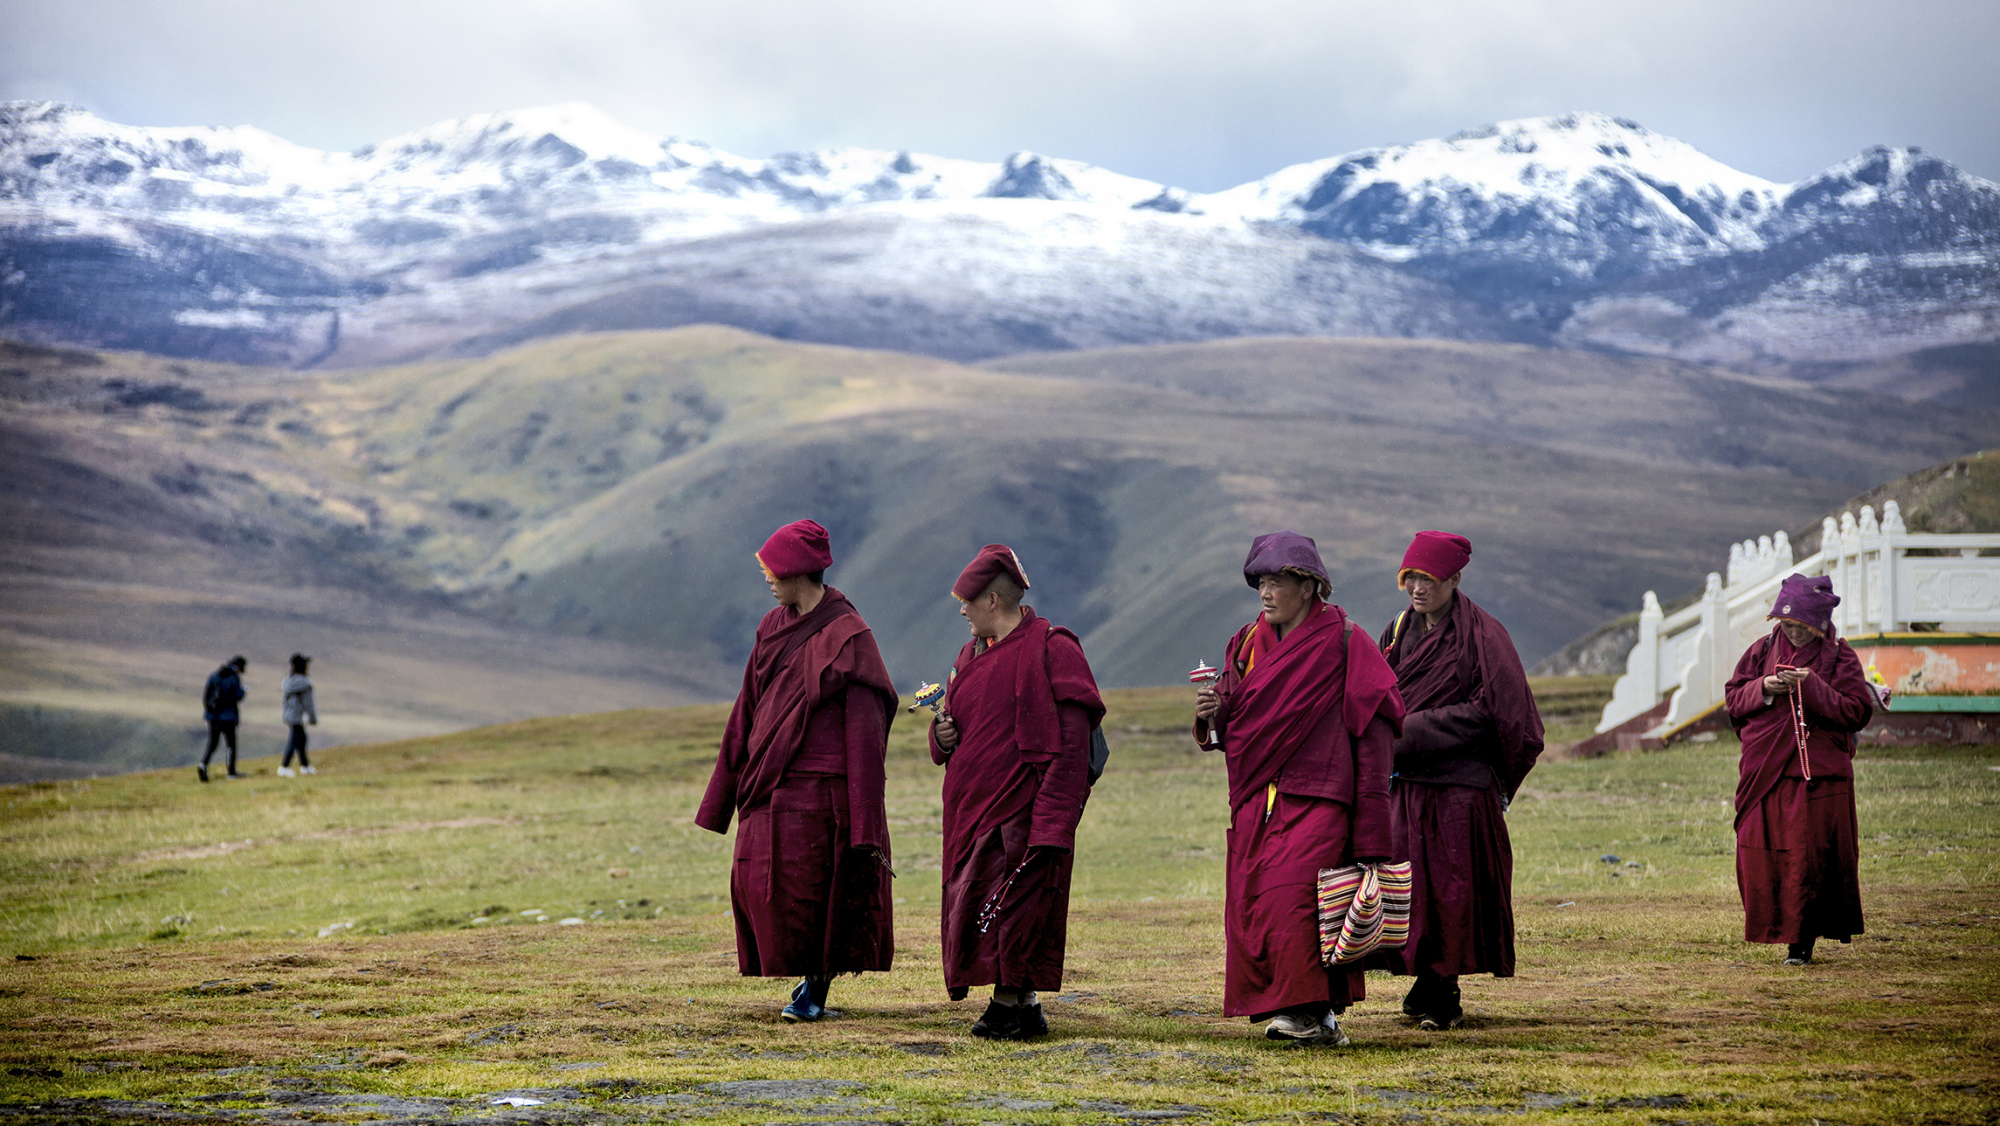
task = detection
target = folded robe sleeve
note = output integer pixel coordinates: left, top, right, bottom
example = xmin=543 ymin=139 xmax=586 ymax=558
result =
xmin=1799 ymin=665 xmax=1874 ymax=733
xmin=1028 ymin=703 xmax=1093 ymax=852
xmin=695 ymin=660 xmax=760 ymax=834
xmin=844 ymin=683 xmax=891 ymax=852
xmin=1392 ymin=700 xmax=1492 ymax=762
xmin=1724 ymin=638 xmax=1776 ymax=721
xmin=1351 ymin=712 xmax=1397 ymax=863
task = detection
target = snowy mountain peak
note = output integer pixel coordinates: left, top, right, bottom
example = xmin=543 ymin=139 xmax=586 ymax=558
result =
xmin=1788 ymin=144 xmax=1994 ymax=208
xmin=986 ymin=152 xmax=1081 ymax=200
xmin=358 ymin=102 xmax=674 ymax=174
xmin=1196 ymin=111 xmax=1790 ymax=292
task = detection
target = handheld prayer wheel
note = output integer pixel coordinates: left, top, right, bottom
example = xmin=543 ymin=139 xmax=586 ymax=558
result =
xmin=1190 ymin=659 xmax=1222 ymax=748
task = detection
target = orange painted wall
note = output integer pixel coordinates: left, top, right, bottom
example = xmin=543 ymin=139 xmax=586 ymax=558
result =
xmin=1849 ymin=638 xmax=2000 ymax=695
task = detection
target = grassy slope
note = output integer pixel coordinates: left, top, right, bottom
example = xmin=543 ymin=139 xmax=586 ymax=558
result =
xmin=6 ymin=326 xmax=1998 ymax=760
xmin=277 ymin=328 xmax=1992 ymax=681
xmin=0 ymin=339 xmax=743 ymax=761
xmin=2 ymin=683 xmax=1994 ymax=1124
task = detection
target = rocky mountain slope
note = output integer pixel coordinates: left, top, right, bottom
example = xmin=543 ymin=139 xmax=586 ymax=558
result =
xmin=5 ymin=329 xmax=1992 ymax=745
xmin=3 ymin=104 xmax=1992 ymax=380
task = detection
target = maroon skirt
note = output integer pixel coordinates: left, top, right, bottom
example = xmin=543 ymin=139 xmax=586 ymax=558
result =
xmin=1223 ymin=792 xmax=1366 ymax=1019
xmin=729 ymin=772 xmax=894 ymax=977
xmin=939 ymin=807 xmax=1075 ymax=997
xmin=1736 ymin=775 xmax=1864 ymax=944
xmin=1382 ymin=781 xmax=1515 ymax=979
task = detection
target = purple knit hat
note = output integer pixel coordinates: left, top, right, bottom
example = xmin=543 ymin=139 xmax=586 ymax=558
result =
xmin=1769 ymin=573 xmax=1839 ymax=637
xmin=1243 ymin=530 xmax=1331 ymax=595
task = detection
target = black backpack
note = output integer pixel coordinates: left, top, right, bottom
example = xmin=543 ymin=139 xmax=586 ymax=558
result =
xmin=203 ymin=670 xmax=229 ymax=714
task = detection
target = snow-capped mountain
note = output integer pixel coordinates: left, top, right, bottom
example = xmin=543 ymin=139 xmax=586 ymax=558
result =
xmin=0 ymin=100 xmax=1173 ymax=256
xmin=1209 ymin=113 xmax=1782 ymax=259
xmin=1 ymin=101 xmax=1994 ymax=374
xmin=1198 ymin=113 xmax=2000 ymax=359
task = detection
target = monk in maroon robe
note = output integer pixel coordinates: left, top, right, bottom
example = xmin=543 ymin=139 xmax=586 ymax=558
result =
xmin=1375 ymin=531 xmax=1543 ymax=1030
xmin=1194 ymin=530 xmax=1404 ymax=1047
xmin=1724 ymin=573 xmax=1872 ymax=965
xmin=696 ymin=519 xmax=898 ymax=1022
xmin=928 ymin=544 xmax=1105 ymax=1040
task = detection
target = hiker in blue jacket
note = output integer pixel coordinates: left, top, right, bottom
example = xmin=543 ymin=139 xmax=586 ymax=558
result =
xmin=200 ymin=656 xmax=248 ymax=782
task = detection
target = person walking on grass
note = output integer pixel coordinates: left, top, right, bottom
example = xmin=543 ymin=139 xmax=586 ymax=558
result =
xmin=696 ymin=520 xmax=899 ymax=1023
xmin=1724 ymin=574 xmax=1872 ymax=966
xmin=278 ymin=653 xmax=318 ymax=777
xmin=1192 ymin=530 xmax=1403 ymax=1047
xmin=1375 ymin=532 xmax=1543 ymax=1031
xmin=929 ymin=544 xmax=1104 ymax=1041
xmin=199 ymin=655 xmax=247 ymax=782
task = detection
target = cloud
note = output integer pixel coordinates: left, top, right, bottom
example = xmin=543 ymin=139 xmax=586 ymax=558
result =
xmin=2 ymin=0 xmax=1995 ymax=189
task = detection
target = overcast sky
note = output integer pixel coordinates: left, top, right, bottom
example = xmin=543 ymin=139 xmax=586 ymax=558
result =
xmin=4 ymin=0 xmax=1996 ymax=191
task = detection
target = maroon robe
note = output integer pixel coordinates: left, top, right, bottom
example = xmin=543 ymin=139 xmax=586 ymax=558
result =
xmin=1376 ymin=592 xmax=1543 ymax=979
xmin=1194 ymin=600 xmax=1404 ymax=1019
xmin=1724 ymin=627 xmax=1872 ymax=945
xmin=928 ymin=608 xmax=1104 ymax=998
xmin=696 ymin=588 xmax=898 ymax=976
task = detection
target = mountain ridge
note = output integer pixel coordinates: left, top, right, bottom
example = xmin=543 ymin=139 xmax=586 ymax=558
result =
xmin=2 ymin=102 xmax=1995 ymax=380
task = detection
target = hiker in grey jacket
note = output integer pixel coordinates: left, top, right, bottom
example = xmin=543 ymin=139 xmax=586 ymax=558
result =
xmin=279 ymin=653 xmax=318 ymax=777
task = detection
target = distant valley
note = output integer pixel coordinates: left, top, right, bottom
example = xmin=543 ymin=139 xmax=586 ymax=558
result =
xmin=4 ymin=327 xmax=1994 ymax=772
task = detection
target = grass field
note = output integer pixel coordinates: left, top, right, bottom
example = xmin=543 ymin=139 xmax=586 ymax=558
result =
xmin=2 ymin=680 xmax=1996 ymax=1125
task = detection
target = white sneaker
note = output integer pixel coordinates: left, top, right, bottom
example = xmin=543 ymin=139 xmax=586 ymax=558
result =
xmin=1320 ymin=1012 xmax=1352 ymax=1047
xmin=277 ymin=767 xmax=295 ymax=777
xmin=1264 ymin=1013 xmax=1327 ymax=1043
xmin=301 ymin=766 xmax=317 ymax=775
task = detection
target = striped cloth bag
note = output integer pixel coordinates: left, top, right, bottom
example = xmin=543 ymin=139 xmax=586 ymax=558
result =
xmin=1316 ymin=861 xmax=1414 ymax=965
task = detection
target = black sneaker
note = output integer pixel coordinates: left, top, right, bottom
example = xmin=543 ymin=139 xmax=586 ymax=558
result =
xmin=1014 ymin=1003 xmax=1049 ymax=1039
xmin=1400 ymin=979 xmax=1428 ymax=1018
xmin=971 ymin=1001 xmax=1048 ymax=1040
xmin=197 ymin=765 xmax=209 ymax=783
xmin=1417 ymin=1008 xmax=1464 ymax=1031
xmin=1416 ymin=977 xmax=1462 ymax=1029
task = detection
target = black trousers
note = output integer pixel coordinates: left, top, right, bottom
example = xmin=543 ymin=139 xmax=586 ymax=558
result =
xmin=283 ymin=724 xmax=310 ymax=767
xmin=202 ymin=721 xmax=238 ymax=772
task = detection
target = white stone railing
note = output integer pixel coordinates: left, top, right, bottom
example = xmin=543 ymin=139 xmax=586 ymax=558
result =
xmin=1595 ymin=500 xmax=2000 ymax=736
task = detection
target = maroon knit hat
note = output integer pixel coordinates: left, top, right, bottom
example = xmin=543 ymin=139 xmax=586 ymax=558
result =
xmin=952 ymin=544 xmax=1031 ymax=601
xmin=756 ymin=519 xmax=832 ymax=579
xmin=1398 ymin=530 xmax=1472 ymax=586
xmin=1243 ymin=530 xmax=1330 ymax=595
xmin=1769 ymin=573 xmax=1839 ymax=637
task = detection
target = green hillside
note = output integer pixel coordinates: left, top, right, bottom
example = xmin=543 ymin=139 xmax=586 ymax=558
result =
xmin=5 ymin=328 xmax=1997 ymax=761
xmin=1 ymin=688 xmax=1995 ymax=1123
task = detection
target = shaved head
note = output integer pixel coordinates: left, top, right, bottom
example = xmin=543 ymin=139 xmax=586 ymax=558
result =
xmin=981 ymin=574 xmax=1025 ymax=609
